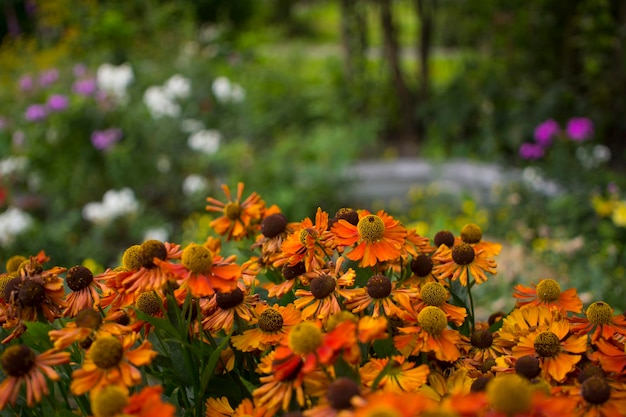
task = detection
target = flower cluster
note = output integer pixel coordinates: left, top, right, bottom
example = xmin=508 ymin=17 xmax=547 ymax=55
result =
xmin=1 ymin=183 xmax=625 ymax=417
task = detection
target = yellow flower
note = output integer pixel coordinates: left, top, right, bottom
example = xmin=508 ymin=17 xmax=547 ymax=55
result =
xmin=611 ymin=200 xmax=626 ymax=227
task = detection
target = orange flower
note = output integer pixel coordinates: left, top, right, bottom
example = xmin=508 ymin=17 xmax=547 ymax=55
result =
xmin=342 ymin=274 xmax=417 ymax=319
xmin=70 ymin=332 xmax=157 ymax=395
xmin=206 ymin=182 xmax=265 ymax=241
xmin=274 ymin=207 xmax=334 ymax=272
xmin=48 ymin=308 xmax=131 ymax=350
xmin=498 ymin=305 xmax=558 ymax=351
xmin=0 ymin=345 xmax=70 ymax=411
xmin=331 ymin=209 xmax=407 ymax=268
xmin=413 ymin=281 xmax=467 ymax=326
xmin=201 ymin=279 xmax=259 ymax=334
xmin=251 ymin=206 xmax=298 ymax=266
xmin=570 ymin=301 xmax=626 ymax=343
xmin=431 ymin=242 xmax=497 ymax=286
xmin=555 ymin=377 xmax=626 ymax=417
xmin=512 ymin=319 xmax=586 ymax=382
xmin=231 ymin=302 xmax=302 ymax=352
xmin=158 ymin=242 xmax=241 ymax=298
xmin=90 ymin=384 xmax=176 ymax=417
xmin=590 ymin=338 xmax=626 ymax=374
xmin=359 ymin=355 xmax=430 ymax=393
xmin=206 ymin=396 xmax=270 ymax=417
xmin=121 ymin=240 xmax=182 ymax=295
xmin=63 ymin=265 xmax=106 ymax=317
xmin=513 ymin=278 xmax=583 ymax=314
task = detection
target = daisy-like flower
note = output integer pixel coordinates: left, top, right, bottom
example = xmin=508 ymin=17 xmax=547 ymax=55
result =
xmin=158 ymin=242 xmax=241 ymax=298
xmin=48 ymin=308 xmax=131 ymax=350
xmin=570 ymin=301 xmax=626 ymax=343
xmin=331 ymin=209 xmax=407 ymax=268
xmin=498 ymin=305 xmax=558 ymax=351
xmin=413 ymin=281 xmax=466 ymax=326
xmin=403 ymin=253 xmax=438 ymax=287
xmin=293 ymin=257 xmax=355 ymax=323
xmin=63 ymin=265 xmax=105 ymax=317
xmin=206 ymin=396 xmax=270 ymax=417
xmin=251 ymin=206 xmax=298 ymax=266
xmin=513 ymin=278 xmax=583 ymax=314
xmin=458 ymin=223 xmax=502 ymax=257
xmin=266 ymin=261 xmax=307 ymax=299
xmin=431 ymin=241 xmax=497 ymax=286
xmin=231 ymin=302 xmax=301 ymax=352
xmin=342 ymin=273 xmax=417 ymax=319
xmin=512 ymin=318 xmax=587 ymax=382
xmin=394 ymin=306 xmax=462 ymax=362
xmin=359 ymin=355 xmax=430 ymax=393
xmin=90 ymin=384 xmax=176 ymax=417
xmin=200 ymin=279 xmax=259 ymax=334
xmin=0 ymin=345 xmax=70 ymax=410
xmin=205 ymin=182 xmax=266 ymax=241
xmin=274 ymin=207 xmax=334 ymax=272
xmin=121 ymin=240 xmax=182 ymax=295
xmin=70 ymin=332 xmax=158 ymax=395
xmin=589 ymin=338 xmax=626 ymax=374
xmin=463 ymin=326 xmax=507 ymax=363
xmin=554 ymin=373 xmax=626 ymax=417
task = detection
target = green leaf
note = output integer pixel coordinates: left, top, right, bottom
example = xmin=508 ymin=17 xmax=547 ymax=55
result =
xmin=200 ymin=334 xmax=231 ymax=390
xmin=135 ymin=309 xmax=181 ymax=339
xmin=372 ymin=338 xmax=395 ymax=358
xmin=21 ymin=321 xmax=56 ymax=351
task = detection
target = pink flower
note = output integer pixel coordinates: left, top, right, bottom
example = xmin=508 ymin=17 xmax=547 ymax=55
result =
xmin=533 ymin=119 xmax=560 ymax=146
xmin=91 ymin=128 xmax=123 ymax=150
xmin=47 ymin=94 xmax=69 ymax=111
xmin=24 ymin=104 xmax=48 ymax=122
xmin=519 ymin=142 xmax=545 ymax=160
xmin=566 ymin=117 xmax=594 ymax=141
xmin=72 ymin=78 xmax=97 ymax=96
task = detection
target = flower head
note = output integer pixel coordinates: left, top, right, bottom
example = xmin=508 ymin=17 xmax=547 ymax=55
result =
xmin=534 ymin=118 xmax=560 ymax=146
xmin=206 ymin=183 xmax=266 ymax=241
xmin=566 ymin=117 xmax=594 ymax=141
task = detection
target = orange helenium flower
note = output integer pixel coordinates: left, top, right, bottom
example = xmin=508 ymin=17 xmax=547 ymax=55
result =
xmin=513 ymin=278 xmax=583 ymax=314
xmin=431 ymin=242 xmax=497 ymax=286
xmin=206 ymin=182 xmax=266 ymax=241
xmin=360 ymin=355 xmax=430 ymax=393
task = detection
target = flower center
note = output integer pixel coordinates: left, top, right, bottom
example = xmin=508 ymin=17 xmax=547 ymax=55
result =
xmin=140 ymin=240 xmax=168 ymax=268
xmin=451 ymin=243 xmax=475 ymax=265
xmin=581 ymin=376 xmax=611 ymax=405
xmin=90 ymin=336 xmax=124 ymax=369
xmin=418 ymin=306 xmax=448 ymax=335
xmin=135 ymin=291 xmax=162 ymax=316
xmin=335 ymin=208 xmax=359 ymax=226
xmin=310 ymin=275 xmax=336 ymax=299
xmin=122 ymin=245 xmax=143 ymax=270
xmin=181 ymin=244 xmax=213 ymax=274
xmin=66 ymin=266 xmax=94 ymax=291
xmin=357 ymin=215 xmax=385 ymax=242
xmin=215 ymin=287 xmax=245 ymax=309
xmin=224 ymin=202 xmax=242 ymax=220
xmin=586 ymin=301 xmax=613 ymax=325
xmin=366 ymin=274 xmax=392 ymax=299
xmin=515 ymin=355 xmax=541 ymax=379
xmin=434 ymin=230 xmax=455 ymax=248
xmin=460 ymin=223 xmax=482 ymax=244
xmin=18 ymin=280 xmax=46 ymax=307
xmin=410 ymin=254 xmax=433 ymax=277
xmin=533 ymin=331 xmax=561 ymax=357
xmin=470 ymin=329 xmax=493 ymax=349
xmin=298 ymin=228 xmax=318 ymax=245
xmin=326 ymin=377 xmax=360 ymax=410
xmin=258 ymin=308 xmax=284 ymax=332
xmin=420 ymin=282 xmax=448 ymax=306
xmin=261 ymin=213 xmax=288 ymax=238
xmin=535 ymin=279 xmax=561 ymax=303
xmin=91 ymin=384 xmax=129 ymax=417
xmin=282 ymin=262 xmax=306 ymax=280
xmin=487 ymin=374 xmax=532 ymax=415
xmin=1 ymin=344 xmax=36 ymax=377
xmin=5 ymin=255 xmax=27 ymax=273
xmin=75 ymin=308 xmax=103 ymax=329
xmin=471 ymin=376 xmax=492 ymax=392
xmin=577 ymin=364 xmax=604 ymax=383
xmin=288 ymin=321 xmax=322 ymax=355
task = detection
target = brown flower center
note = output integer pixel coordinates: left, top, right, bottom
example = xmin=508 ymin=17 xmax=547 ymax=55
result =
xmin=451 ymin=243 xmax=475 ymax=265
xmin=139 ymin=240 xmax=168 ymax=268
xmin=75 ymin=308 xmax=103 ymax=329
xmin=19 ymin=280 xmax=46 ymax=307
xmin=215 ymin=287 xmax=245 ymax=309
xmin=282 ymin=262 xmax=306 ymax=280
xmin=410 ymin=254 xmax=433 ymax=277
xmin=258 ymin=308 xmax=284 ymax=332
xmin=335 ymin=208 xmax=359 ymax=226
xmin=66 ymin=266 xmax=94 ymax=291
xmin=533 ymin=331 xmax=561 ymax=357
xmin=515 ymin=355 xmax=541 ymax=379
xmin=326 ymin=377 xmax=360 ymax=410
xmin=366 ymin=274 xmax=392 ymax=299
xmin=471 ymin=329 xmax=494 ymax=349
xmin=581 ymin=376 xmax=611 ymax=405
xmin=298 ymin=228 xmax=318 ymax=245
xmin=434 ymin=230 xmax=455 ymax=248
xmin=310 ymin=275 xmax=336 ymax=299
xmin=136 ymin=291 xmax=162 ymax=316
xmin=1 ymin=344 xmax=36 ymax=376
xmin=224 ymin=202 xmax=242 ymax=220
xmin=261 ymin=213 xmax=288 ymax=238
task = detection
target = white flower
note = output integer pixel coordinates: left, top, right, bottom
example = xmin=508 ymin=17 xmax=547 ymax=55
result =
xmin=96 ymin=63 xmax=134 ymax=104
xmin=143 ymin=227 xmax=169 ymax=242
xmin=0 ymin=207 xmax=33 ymax=247
xmin=183 ymin=174 xmax=209 ymax=196
xmin=188 ymin=129 xmax=221 ymax=155
xmin=181 ymin=118 xmax=205 ymax=134
xmin=163 ymin=74 xmax=191 ymax=99
xmin=143 ymin=86 xmax=181 ymax=119
xmin=0 ymin=156 xmax=28 ymax=176
xmin=82 ymin=188 xmax=139 ymax=225
xmin=212 ymin=76 xmax=245 ymax=103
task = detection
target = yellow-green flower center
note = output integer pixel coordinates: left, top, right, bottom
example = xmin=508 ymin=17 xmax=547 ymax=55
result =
xmin=533 ymin=331 xmax=561 ymax=357
xmin=288 ymin=321 xmax=322 ymax=355
xmin=91 ymin=384 xmax=129 ymax=417
xmin=258 ymin=308 xmax=284 ymax=332
xmin=140 ymin=240 xmax=168 ymax=268
xmin=181 ymin=244 xmax=213 ymax=274
xmin=486 ymin=374 xmax=532 ymax=416
xmin=1 ymin=344 xmax=36 ymax=377
xmin=326 ymin=311 xmax=358 ymax=331
xmin=451 ymin=243 xmax=475 ymax=265
xmin=5 ymin=255 xmax=26 ymax=273
xmin=224 ymin=202 xmax=242 ymax=220
xmin=460 ymin=223 xmax=482 ymax=244
xmin=418 ymin=306 xmax=448 ymax=335
xmin=135 ymin=291 xmax=162 ymax=316
xmin=298 ymin=227 xmax=318 ymax=245
xmin=535 ymin=279 xmax=561 ymax=303
xmin=90 ymin=336 xmax=124 ymax=369
xmin=66 ymin=265 xmax=94 ymax=291
xmin=0 ymin=273 xmax=17 ymax=300
xmin=357 ymin=215 xmax=385 ymax=242
xmin=420 ymin=282 xmax=448 ymax=306
xmin=75 ymin=308 xmax=103 ymax=329
xmin=586 ymin=301 xmax=613 ymax=325
xmin=122 ymin=245 xmax=143 ymax=270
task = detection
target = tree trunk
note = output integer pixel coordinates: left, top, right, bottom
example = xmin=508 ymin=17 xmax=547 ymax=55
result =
xmin=340 ymin=0 xmax=369 ymax=94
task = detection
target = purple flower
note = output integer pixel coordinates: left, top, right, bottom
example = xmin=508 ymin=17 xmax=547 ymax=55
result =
xmin=47 ymin=94 xmax=69 ymax=111
xmin=24 ymin=104 xmax=48 ymax=122
xmin=38 ymin=69 xmax=59 ymax=87
xmin=72 ymin=78 xmax=97 ymax=96
xmin=533 ymin=119 xmax=560 ymax=146
xmin=73 ymin=63 xmax=87 ymax=77
xmin=566 ymin=117 xmax=594 ymax=141
xmin=519 ymin=142 xmax=545 ymax=160
xmin=91 ymin=128 xmax=123 ymax=150
xmin=18 ymin=75 xmax=34 ymax=91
